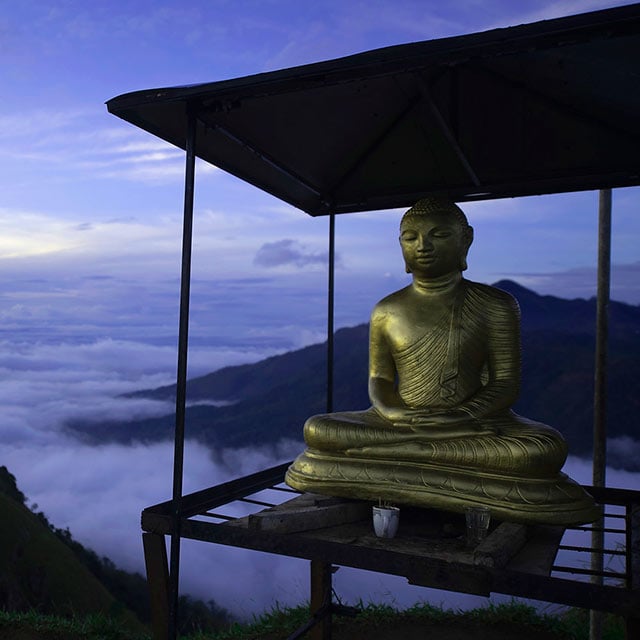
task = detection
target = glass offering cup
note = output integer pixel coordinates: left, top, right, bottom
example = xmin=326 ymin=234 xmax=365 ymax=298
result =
xmin=464 ymin=505 xmax=491 ymax=547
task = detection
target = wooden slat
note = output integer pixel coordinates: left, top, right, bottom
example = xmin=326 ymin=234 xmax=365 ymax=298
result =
xmin=472 ymin=522 xmax=530 ymax=568
xmin=248 ymin=494 xmax=370 ymax=533
xmin=507 ymin=525 xmax=566 ymax=575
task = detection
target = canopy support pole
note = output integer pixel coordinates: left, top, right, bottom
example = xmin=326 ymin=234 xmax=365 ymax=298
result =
xmin=590 ymin=188 xmax=611 ymax=640
xmin=326 ymin=214 xmax=336 ymax=413
xmin=168 ymin=107 xmax=198 ymax=640
xmin=593 ymin=188 xmax=611 ymax=497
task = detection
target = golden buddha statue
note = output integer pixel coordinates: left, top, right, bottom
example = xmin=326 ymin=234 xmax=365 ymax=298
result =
xmin=286 ymin=197 xmax=599 ymax=525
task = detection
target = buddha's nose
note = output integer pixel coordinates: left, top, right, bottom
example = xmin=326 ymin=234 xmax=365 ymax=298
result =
xmin=417 ymin=236 xmax=432 ymax=251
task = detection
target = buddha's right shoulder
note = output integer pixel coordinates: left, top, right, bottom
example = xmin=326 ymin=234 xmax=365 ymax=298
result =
xmin=371 ymin=287 xmax=410 ymax=317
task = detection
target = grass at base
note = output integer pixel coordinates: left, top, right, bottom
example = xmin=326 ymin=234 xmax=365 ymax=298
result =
xmin=0 ymin=610 xmax=151 ymax=640
xmin=0 ymin=601 xmax=625 ymax=640
xmin=205 ymin=601 xmax=625 ymax=640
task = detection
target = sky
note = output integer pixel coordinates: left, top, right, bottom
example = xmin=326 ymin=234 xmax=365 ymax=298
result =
xmin=2 ymin=0 xmax=640 ymax=618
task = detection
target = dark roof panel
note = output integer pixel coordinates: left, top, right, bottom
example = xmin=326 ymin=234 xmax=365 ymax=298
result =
xmin=107 ymin=3 xmax=640 ymax=215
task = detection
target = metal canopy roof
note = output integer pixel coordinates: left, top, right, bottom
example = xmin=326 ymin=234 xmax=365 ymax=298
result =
xmin=107 ymin=3 xmax=640 ymax=217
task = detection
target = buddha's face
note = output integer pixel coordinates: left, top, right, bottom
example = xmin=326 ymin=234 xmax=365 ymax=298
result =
xmin=399 ymin=211 xmax=471 ymax=278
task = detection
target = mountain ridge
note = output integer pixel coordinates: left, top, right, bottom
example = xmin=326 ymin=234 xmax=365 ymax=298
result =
xmin=69 ymin=281 xmax=640 ymax=469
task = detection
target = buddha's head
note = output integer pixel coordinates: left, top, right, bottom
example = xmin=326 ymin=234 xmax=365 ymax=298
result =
xmin=399 ymin=196 xmax=474 ymax=276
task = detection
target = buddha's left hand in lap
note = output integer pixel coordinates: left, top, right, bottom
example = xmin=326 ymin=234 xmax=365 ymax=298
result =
xmin=398 ymin=409 xmax=498 ymax=438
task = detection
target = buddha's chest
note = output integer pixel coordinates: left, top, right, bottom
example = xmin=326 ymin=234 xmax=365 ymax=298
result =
xmin=386 ymin=301 xmax=488 ymax=365
xmin=385 ymin=298 xmax=450 ymax=340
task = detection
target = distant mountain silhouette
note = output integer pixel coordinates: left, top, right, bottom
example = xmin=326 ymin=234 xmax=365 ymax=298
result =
xmin=494 ymin=280 xmax=640 ymax=335
xmin=67 ymin=281 xmax=640 ymax=470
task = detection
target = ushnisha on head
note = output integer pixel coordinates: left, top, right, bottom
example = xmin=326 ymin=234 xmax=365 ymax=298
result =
xmin=399 ymin=196 xmax=474 ymax=274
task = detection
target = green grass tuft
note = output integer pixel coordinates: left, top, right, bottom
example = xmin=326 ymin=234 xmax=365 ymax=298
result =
xmin=0 ymin=609 xmax=151 ymax=640
xmin=201 ymin=603 xmax=310 ymax=640
xmin=203 ymin=600 xmax=626 ymax=640
xmin=555 ymin=608 xmax=625 ymax=640
xmin=1 ymin=600 xmax=626 ymax=640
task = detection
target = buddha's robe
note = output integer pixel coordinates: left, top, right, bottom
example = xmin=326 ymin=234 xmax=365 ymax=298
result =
xmin=302 ymin=281 xmax=567 ymax=479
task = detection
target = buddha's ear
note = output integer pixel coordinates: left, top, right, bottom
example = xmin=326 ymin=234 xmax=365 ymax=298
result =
xmin=460 ymin=226 xmax=474 ymax=271
xmin=466 ymin=225 xmax=474 ymax=248
xmin=399 ymin=235 xmax=412 ymax=273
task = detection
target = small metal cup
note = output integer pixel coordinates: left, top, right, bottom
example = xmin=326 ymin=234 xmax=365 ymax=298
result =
xmin=465 ymin=505 xmax=491 ymax=547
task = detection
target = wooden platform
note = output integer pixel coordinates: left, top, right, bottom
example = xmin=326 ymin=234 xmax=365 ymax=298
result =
xmin=141 ymin=462 xmax=640 ymax=640
xmin=229 ymin=492 xmax=561 ymax=575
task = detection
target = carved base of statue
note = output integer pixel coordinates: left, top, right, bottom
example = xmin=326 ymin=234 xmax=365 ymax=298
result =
xmin=286 ymin=409 xmax=600 ymax=525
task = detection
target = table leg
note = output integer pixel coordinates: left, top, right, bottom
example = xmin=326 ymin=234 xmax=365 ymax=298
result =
xmin=143 ymin=532 xmax=170 ymax=640
xmin=310 ymin=560 xmax=332 ymax=640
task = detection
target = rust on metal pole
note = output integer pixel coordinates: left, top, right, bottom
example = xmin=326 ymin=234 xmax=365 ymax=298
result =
xmin=168 ymin=105 xmax=198 ymax=640
xmin=590 ymin=188 xmax=611 ymax=640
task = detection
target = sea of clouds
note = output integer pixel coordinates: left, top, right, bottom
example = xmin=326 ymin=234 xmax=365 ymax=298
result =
xmin=2 ymin=333 xmax=638 ymax=618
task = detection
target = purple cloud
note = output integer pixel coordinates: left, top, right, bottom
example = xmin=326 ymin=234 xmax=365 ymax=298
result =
xmin=254 ymin=239 xmax=329 ymax=268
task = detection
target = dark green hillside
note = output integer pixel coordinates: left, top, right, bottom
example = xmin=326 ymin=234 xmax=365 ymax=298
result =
xmin=0 ymin=466 xmax=232 ymax=636
xmin=68 ymin=282 xmax=640 ymax=469
xmin=0 ymin=468 xmax=139 ymax=626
